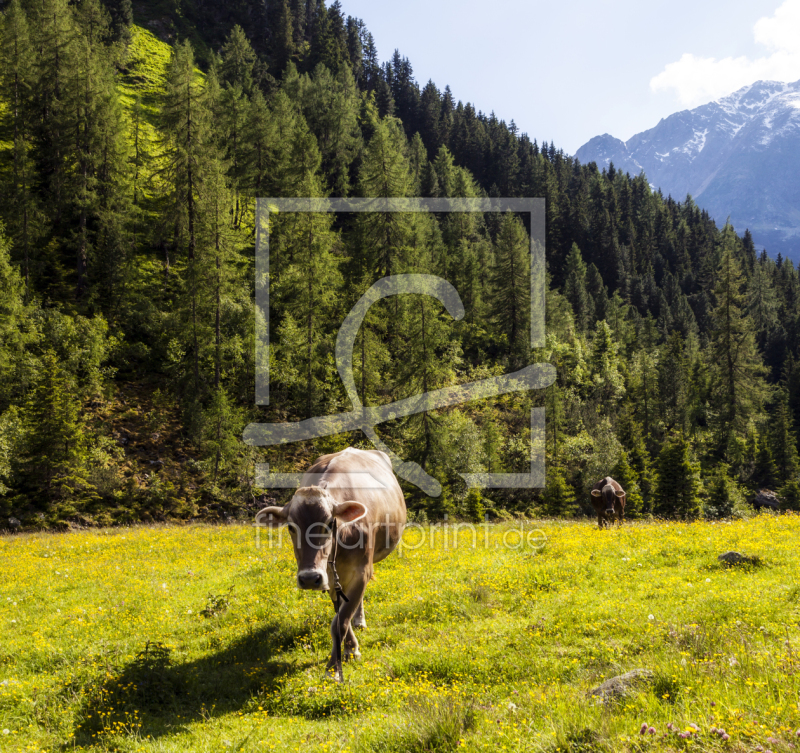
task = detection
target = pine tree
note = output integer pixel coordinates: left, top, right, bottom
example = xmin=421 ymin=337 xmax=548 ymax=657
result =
xmin=563 ymin=243 xmax=593 ymax=332
xmin=658 ymin=331 xmax=690 ymax=434
xmin=654 ymin=435 xmax=702 ymax=519
xmin=104 ymin=0 xmax=132 ymax=44
xmin=544 ymin=465 xmax=575 ymax=517
xmin=490 ymin=213 xmax=530 ymax=365
xmin=220 ymin=25 xmax=258 ymax=94
xmin=0 ymin=222 xmax=37 ymax=407
xmin=464 ymin=487 xmax=485 ymax=523
xmin=770 ymin=393 xmax=799 ymax=486
xmin=27 ymin=0 xmax=75 ymax=216
xmin=162 ymin=39 xmax=210 ymax=263
xmin=704 ymin=464 xmax=744 ymax=519
xmin=201 ymin=386 xmax=241 ymax=483
xmin=356 ymin=112 xmax=413 ymax=278
xmin=778 ymin=479 xmax=800 ymax=512
xmin=753 ymin=432 xmax=779 ymax=489
xmin=19 ymin=350 xmax=98 ymax=513
xmin=272 ymin=169 xmax=342 ymax=419
xmin=395 ymin=230 xmax=462 ymax=471
xmin=588 ymin=320 xmax=625 ymax=404
xmin=0 ymin=0 xmax=41 ymax=290
xmin=273 ymin=0 xmax=295 ymax=74
xmin=242 ymin=88 xmax=277 ymax=197
xmin=710 ymin=227 xmax=767 ymax=451
xmin=295 ymin=63 xmax=361 ymax=195
xmin=67 ymin=16 xmax=131 ymax=307
xmin=585 ymin=262 xmax=608 ymax=323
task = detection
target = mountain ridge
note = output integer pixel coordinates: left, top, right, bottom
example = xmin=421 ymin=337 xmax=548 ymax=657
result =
xmin=576 ymin=79 xmax=800 ymax=259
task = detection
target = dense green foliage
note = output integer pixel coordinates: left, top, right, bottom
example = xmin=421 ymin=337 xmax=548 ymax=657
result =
xmin=1 ymin=0 xmax=799 ymax=527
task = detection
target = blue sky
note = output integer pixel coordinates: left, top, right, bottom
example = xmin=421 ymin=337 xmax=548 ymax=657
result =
xmin=340 ymin=0 xmax=800 ymax=154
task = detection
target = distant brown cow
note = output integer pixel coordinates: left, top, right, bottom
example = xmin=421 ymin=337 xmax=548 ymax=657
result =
xmin=590 ymin=476 xmax=625 ymax=528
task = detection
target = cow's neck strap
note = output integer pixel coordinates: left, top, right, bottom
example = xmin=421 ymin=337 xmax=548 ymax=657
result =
xmin=330 ymin=519 xmax=349 ymax=609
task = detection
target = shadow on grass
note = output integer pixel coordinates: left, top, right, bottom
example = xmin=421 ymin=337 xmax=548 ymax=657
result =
xmin=68 ymin=620 xmax=309 ymax=746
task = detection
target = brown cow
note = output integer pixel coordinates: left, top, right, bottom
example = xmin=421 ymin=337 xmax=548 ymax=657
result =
xmin=256 ymin=447 xmax=406 ymax=681
xmin=590 ymin=476 xmax=625 ymax=528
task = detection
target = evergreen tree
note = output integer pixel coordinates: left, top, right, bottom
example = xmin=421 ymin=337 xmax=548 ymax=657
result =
xmin=588 ymin=319 xmax=625 ymax=404
xmin=489 ymin=213 xmax=530 ymax=364
xmin=543 ymin=465 xmax=575 ymax=517
xmin=0 ymin=0 xmax=40 ymax=290
xmin=585 ymin=262 xmax=608 ymax=323
xmin=563 ymin=243 xmax=593 ymax=332
xmin=658 ymin=331 xmax=690 ymax=434
xmin=220 ymin=25 xmax=258 ymax=94
xmin=294 ymin=63 xmax=361 ymax=195
xmin=0 ymin=222 xmax=37 ymax=407
xmin=356 ymin=111 xmax=413 ymax=278
xmin=18 ymin=350 xmax=98 ymax=513
xmin=395 ymin=229 xmax=461 ymax=471
xmin=464 ymin=487 xmax=485 ymax=523
xmin=273 ymin=170 xmax=342 ymax=419
xmin=704 ymin=464 xmax=744 ymax=519
xmin=104 ymin=0 xmax=132 ymax=44
xmin=67 ymin=17 xmax=131 ymax=306
xmin=770 ymin=393 xmax=799 ymax=486
xmin=753 ymin=431 xmax=779 ymax=489
xmin=162 ymin=39 xmax=212 ymax=262
xmin=710 ymin=227 xmax=767 ymax=451
xmin=778 ymin=479 xmax=800 ymax=512
xmin=654 ymin=435 xmax=702 ymax=519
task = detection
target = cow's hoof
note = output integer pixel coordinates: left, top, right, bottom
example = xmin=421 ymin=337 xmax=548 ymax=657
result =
xmin=353 ymin=617 xmax=367 ymax=629
xmin=343 ymin=648 xmax=361 ymax=662
xmin=325 ymin=666 xmax=343 ymax=682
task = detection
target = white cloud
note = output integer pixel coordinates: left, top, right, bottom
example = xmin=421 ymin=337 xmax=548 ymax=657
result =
xmin=650 ymin=0 xmax=800 ymax=106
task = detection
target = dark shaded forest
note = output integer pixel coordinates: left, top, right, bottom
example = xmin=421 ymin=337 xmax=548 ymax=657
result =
xmin=1 ymin=0 xmax=799 ymax=529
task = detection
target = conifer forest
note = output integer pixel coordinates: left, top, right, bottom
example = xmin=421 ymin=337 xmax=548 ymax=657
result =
xmin=1 ymin=0 xmax=798 ymax=529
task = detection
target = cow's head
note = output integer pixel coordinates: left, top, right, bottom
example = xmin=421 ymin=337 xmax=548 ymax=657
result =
xmin=592 ymin=485 xmax=624 ymax=516
xmin=256 ymin=486 xmax=367 ymax=591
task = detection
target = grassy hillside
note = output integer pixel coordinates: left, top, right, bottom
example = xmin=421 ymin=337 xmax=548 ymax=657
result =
xmin=1 ymin=517 xmax=799 ymax=751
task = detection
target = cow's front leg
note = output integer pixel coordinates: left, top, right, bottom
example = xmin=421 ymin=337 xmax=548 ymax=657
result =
xmin=352 ymin=599 xmax=367 ymax=630
xmin=325 ymin=573 xmax=368 ymax=681
xmin=597 ymin=514 xmax=605 ymax=529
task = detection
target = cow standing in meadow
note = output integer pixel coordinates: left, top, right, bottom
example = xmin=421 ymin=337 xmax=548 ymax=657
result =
xmin=590 ymin=476 xmax=625 ymax=528
xmin=256 ymin=447 xmax=406 ymax=681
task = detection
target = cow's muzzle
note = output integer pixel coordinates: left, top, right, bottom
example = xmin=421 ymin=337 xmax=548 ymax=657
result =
xmin=605 ymin=508 xmax=615 ymax=517
xmin=297 ymin=569 xmax=329 ymax=591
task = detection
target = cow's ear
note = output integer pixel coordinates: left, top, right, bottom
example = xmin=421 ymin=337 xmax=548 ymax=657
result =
xmin=591 ymin=489 xmax=601 ymax=498
xmin=332 ymin=500 xmax=367 ymax=524
xmin=256 ymin=504 xmax=290 ymax=528
xmin=615 ymin=490 xmax=625 ymax=498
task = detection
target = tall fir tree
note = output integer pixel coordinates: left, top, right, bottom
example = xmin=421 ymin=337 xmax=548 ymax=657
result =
xmin=490 ymin=213 xmax=530 ymax=365
xmin=563 ymin=242 xmax=593 ymax=333
xmin=654 ymin=434 xmax=702 ymax=519
xmin=710 ymin=226 xmax=767 ymax=453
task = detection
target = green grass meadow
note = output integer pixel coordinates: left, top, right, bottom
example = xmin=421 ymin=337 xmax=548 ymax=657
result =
xmin=1 ymin=516 xmax=799 ymax=752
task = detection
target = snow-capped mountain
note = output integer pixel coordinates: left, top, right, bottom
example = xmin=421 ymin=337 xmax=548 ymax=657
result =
xmin=575 ymin=80 xmax=800 ymax=260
